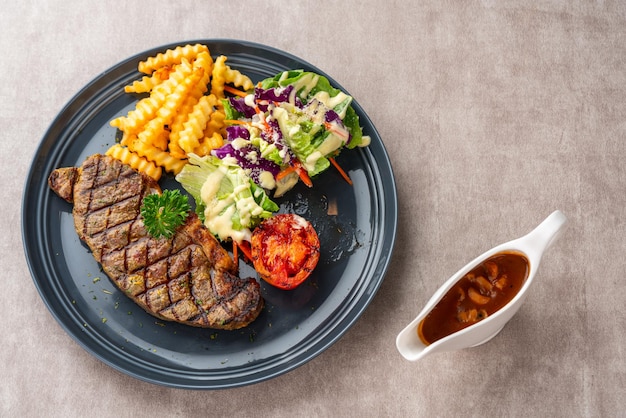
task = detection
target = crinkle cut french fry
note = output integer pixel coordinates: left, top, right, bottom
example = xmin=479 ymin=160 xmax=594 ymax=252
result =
xmin=166 ymin=56 xmax=212 ymax=159
xmin=210 ymin=55 xmax=228 ymax=99
xmin=152 ymin=127 xmax=169 ymax=151
xmin=128 ymin=137 xmax=186 ymax=175
xmin=111 ymin=58 xmax=195 ymax=135
xmin=136 ymin=118 xmax=168 ymax=152
xmin=193 ymin=51 xmax=214 ymax=88
xmin=119 ymin=131 xmax=133 ymax=147
xmin=178 ymin=94 xmax=216 ymax=154
xmin=193 ymin=132 xmax=224 ymax=157
xmin=124 ymin=67 xmax=172 ymax=93
xmin=138 ymin=44 xmax=209 ymax=75
xmin=168 ymin=93 xmax=201 ymax=159
xmin=110 ymin=43 xmax=254 ymax=177
xmin=204 ymin=98 xmax=226 ymax=137
xmin=119 ymin=58 xmax=205 ymax=149
xmin=105 ymin=144 xmax=162 ymax=181
xmin=159 ymin=67 xmax=204 ymax=123
xmin=224 ymin=65 xmax=254 ymax=91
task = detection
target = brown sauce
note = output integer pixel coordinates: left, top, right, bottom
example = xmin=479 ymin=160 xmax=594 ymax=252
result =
xmin=418 ymin=251 xmax=529 ymax=345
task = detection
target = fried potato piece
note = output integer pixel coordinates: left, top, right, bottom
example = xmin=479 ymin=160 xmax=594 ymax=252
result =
xmin=105 ymin=144 xmax=162 ymax=181
xmin=108 ymin=43 xmax=250 ymax=178
xmin=138 ymin=43 xmax=209 ymax=75
xmin=224 ymin=65 xmax=254 ymax=91
xmin=193 ymin=51 xmax=214 ymax=88
xmin=167 ymin=52 xmax=214 ymax=158
xmin=111 ymin=58 xmax=195 ymax=134
xmin=206 ymin=106 xmax=227 ymax=138
xmin=168 ymin=92 xmax=202 ymax=159
xmin=193 ymin=132 xmax=224 ymax=157
xmin=135 ymin=67 xmax=204 ymax=149
xmin=178 ymin=94 xmax=218 ymax=154
xmin=209 ymin=55 xmax=228 ymax=99
xmin=124 ymin=66 xmax=172 ymax=93
xmin=127 ymin=136 xmax=186 ymax=175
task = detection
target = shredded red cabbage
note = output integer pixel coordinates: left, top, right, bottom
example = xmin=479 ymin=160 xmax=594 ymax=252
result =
xmin=262 ymin=118 xmax=295 ymax=165
xmin=212 ymin=143 xmax=281 ymax=185
xmin=325 ymin=109 xmax=353 ymax=146
xmin=324 ymin=109 xmax=341 ymax=124
xmin=226 ymin=125 xmax=250 ymax=141
xmin=254 ymin=85 xmax=301 ymax=106
xmin=228 ymin=96 xmax=256 ymax=118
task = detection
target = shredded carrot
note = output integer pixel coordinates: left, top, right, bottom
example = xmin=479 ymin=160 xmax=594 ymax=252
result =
xmin=238 ymin=241 xmax=253 ymax=262
xmin=254 ymin=106 xmax=271 ymax=131
xmin=329 ymin=157 xmax=353 ymax=185
xmin=223 ymin=85 xmax=249 ymax=98
xmin=232 ymin=241 xmax=239 ymax=270
xmin=298 ymin=169 xmax=313 ymax=187
xmin=224 ymin=119 xmax=250 ymax=126
xmin=277 ymin=162 xmax=312 ymax=187
xmin=324 ymin=122 xmax=349 ymax=139
xmin=276 ymin=166 xmax=296 ymax=181
xmin=293 ymin=161 xmax=313 ymax=187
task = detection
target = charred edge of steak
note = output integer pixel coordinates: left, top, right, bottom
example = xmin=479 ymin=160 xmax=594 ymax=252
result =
xmin=49 ymin=154 xmax=264 ymax=330
xmin=48 ymin=167 xmax=78 ymax=203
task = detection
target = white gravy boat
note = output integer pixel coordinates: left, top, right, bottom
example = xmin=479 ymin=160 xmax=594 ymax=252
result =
xmin=396 ymin=210 xmax=567 ymax=361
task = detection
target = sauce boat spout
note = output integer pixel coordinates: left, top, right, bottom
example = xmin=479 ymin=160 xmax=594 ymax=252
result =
xmin=396 ymin=210 xmax=567 ymax=362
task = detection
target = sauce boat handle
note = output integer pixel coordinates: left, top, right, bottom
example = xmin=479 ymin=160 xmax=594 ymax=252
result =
xmin=519 ymin=210 xmax=568 ymax=260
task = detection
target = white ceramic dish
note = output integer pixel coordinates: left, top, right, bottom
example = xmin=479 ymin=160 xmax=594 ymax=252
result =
xmin=396 ymin=210 xmax=567 ymax=361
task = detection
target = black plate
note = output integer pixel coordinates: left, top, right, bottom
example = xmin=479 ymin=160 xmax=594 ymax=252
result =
xmin=22 ymin=40 xmax=397 ymax=389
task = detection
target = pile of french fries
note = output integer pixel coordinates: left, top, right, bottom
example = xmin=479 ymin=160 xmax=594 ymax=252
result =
xmin=105 ymin=44 xmax=254 ymax=181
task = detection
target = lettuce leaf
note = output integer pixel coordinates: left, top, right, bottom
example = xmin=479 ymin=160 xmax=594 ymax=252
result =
xmin=260 ymin=70 xmax=367 ymax=148
xmin=272 ymin=106 xmax=329 ymax=176
xmin=176 ymin=154 xmax=278 ymax=242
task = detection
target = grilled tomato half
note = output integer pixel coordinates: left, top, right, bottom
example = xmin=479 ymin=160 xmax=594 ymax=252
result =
xmin=251 ymin=214 xmax=320 ymax=290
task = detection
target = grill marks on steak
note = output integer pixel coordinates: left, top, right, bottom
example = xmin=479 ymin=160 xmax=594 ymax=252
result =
xmin=48 ymin=154 xmax=263 ymax=330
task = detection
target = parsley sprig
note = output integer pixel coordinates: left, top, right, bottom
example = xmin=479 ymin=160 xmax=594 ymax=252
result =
xmin=140 ymin=189 xmax=190 ymax=239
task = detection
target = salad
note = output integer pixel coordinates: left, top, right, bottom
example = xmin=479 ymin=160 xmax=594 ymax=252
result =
xmin=177 ymin=70 xmax=370 ymax=244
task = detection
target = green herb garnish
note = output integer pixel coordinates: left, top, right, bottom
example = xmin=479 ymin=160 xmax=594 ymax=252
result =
xmin=140 ymin=189 xmax=190 ymax=239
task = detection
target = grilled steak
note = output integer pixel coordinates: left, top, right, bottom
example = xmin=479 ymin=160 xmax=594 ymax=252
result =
xmin=48 ymin=154 xmax=263 ymax=330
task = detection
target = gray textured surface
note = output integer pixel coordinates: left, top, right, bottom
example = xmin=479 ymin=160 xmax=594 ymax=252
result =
xmin=3 ymin=1 xmax=625 ymax=416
